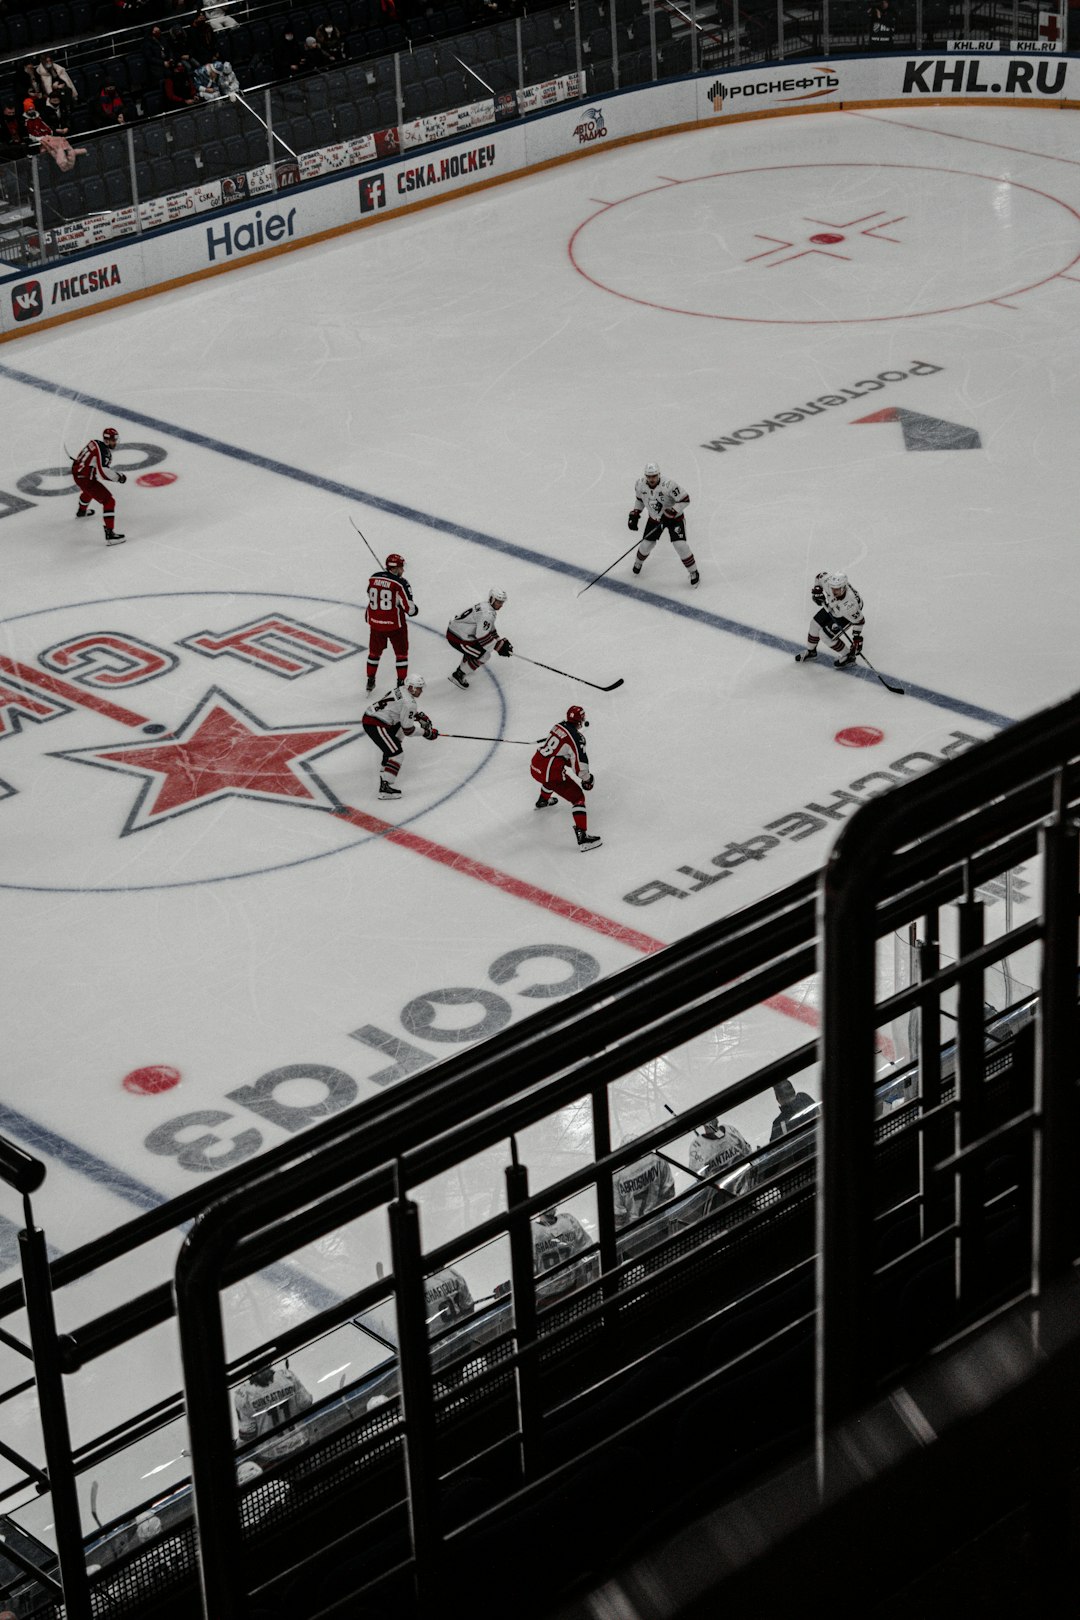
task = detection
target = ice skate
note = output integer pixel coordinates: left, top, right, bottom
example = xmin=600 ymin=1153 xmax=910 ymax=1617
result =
xmin=378 ymin=781 xmax=402 ymax=800
xmin=833 ymin=649 xmax=858 ymax=669
xmin=448 ymin=668 xmax=469 ymax=690
xmin=575 ymin=829 xmax=602 ymax=852
xmin=795 ymin=647 xmax=817 ymax=663
xmin=535 ymin=793 xmax=557 ymax=809
xmin=689 ymin=569 xmax=700 ymax=587
xmin=76 ymin=506 xmax=90 ymax=518
xmin=632 ymin=559 xmax=643 ymax=575
xmin=365 ymin=678 xmax=376 ymax=693
xmin=105 ymin=532 xmax=126 ymax=546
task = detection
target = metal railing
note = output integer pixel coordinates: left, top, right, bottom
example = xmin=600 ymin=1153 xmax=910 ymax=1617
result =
xmin=3 ymin=688 xmax=1078 ymax=1615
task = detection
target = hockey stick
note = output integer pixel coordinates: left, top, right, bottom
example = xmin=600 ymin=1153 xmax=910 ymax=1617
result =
xmin=576 ymin=540 xmax=640 ymax=597
xmin=438 ymin=732 xmax=534 ymax=744
xmin=837 ymin=633 xmax=905 ymax=695
xmin=348 ymin=515 xmax=382 ymax=567
xmin=513 ymin=652 xmax=624 ymax=692
xmin=664 ymin=1101 xmax=702 ymax=1137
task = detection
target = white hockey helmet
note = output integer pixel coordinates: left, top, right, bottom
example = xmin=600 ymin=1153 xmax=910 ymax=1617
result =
xmin=488 ymin=587 xmax=507 ymax=608
xmin=825 ymin=572 xmax=848 ymax=596
xmin=643 ymin=461 xmax=660 ymax=484
xmin=405 ymin=672 xmax=426 ymax=695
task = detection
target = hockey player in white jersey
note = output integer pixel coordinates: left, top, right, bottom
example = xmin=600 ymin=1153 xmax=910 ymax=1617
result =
xmin=234 ymin=1363 xmax=313 ymax=1445
xmin=795 ymin=571 xmax=866 ymax=668
xmin=424 ymin=1266 xmax=475 ymax=1331
xmin=628 ymin=462 xmax=699 ymax=586
xmin=689 ymin=1118 xmax=756 ymax=1208
xmin=446 ymin=588 xmax=511 ymax=689
xmin=612 ymin=1132 xmax=676 ymax=1232
xmin=531 ymin=1207 xmax=592 ymax=1302
xmin=362 ymin=671 xmax=438 ymax=800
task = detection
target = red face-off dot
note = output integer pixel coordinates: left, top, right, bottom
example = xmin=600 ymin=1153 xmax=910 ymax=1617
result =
xmin=809 ymin=232 xmax=845 ymax=243
xmin=123 ymin=1064 xmax=182 ymax=1095
xmin=835 ymin=726 xmax=884 ymax=748
xmin=137 ymin=471 xmax=177 ymax=488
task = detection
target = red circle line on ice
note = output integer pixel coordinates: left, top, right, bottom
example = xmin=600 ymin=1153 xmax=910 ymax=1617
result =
xmin=567 ymin=163 xmax=1080 ymax=324
xmin=836 ymin=726 xmax=884 ymax=748
xmin=123 ymin=1064 xmax=182 ymax=1095
xmin=137 ymin=471 xmax=178 ymax=488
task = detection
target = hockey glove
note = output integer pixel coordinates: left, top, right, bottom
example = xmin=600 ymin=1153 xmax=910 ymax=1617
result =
xmin=663 ymin=507 xmax=679 ymax=521
xmin=424 ymin=726 xmax=439 ymax=741
xmin=582 ymin=773 xmax=594 ymax=791
xmin=811 ymin=586 xmax=826 ymax=606
xmin=627 ymin=510 xmax=641 ymax=531
xmin=494 ymin=637 xmax=513 ymax=657
xmin=116 ymin=473 xmax=127 ymax=483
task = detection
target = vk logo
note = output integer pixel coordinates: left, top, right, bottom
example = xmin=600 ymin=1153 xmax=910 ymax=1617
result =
xmin=11 ymin=281 xmax=43 ymax=322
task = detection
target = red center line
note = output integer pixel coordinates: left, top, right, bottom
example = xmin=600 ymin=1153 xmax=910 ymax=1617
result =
xmin=0 ymin=655 xmax=150 ymax=727
xmin=331 ymin=803 xmax=825 ymax=1033
xmin=3 ymin=656 xmax=827 ymax=1037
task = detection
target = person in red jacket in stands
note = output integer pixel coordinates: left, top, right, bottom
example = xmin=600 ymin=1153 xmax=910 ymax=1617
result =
xmin=99 ymin=82 xmax=126 ymax=124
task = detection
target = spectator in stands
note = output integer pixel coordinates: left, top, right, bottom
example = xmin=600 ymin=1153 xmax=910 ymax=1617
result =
xmin=273 ymin=26 xmax=305 ymax=79
xmin=185 ymin=8 xmax=216 ymax=64
xmin=163 ymin=58 xmax=197 ymax=107
xmin=303 ymin=33 xmax=333 ymax=70
xmin=146 ymin=26 xmax=170 ymax=70
xmin=423 ymin=1265 xmax=475 ymax=1331
xmin=99 ymin=82 xmax=127 ymax=124
xmin=531 ymin=1206 xmax=592 ymax=1301
xmin=17 ymin=59 xmax=41 ymax=108
xmin=867 ymin=0 xmax=895 ymax=45
xmin=193 ymin=59 xmax=224 ymax=100
xmin=212 ymin=58 xmax=240 ymax=97
xmin=768 ymin=1080 xmax=820 ymax=1140
xmin=35 ymin=55 xmax=77 ymax=122
xmin=42 ymin=92 xmax=70 ymax=136
xmin=0 ymin=100 xmax=26 ymax=154
xmin=234 ymin=1363 xmax=313 ymax=1445
xmin=315 ymin=21 xmax=347 ymax=63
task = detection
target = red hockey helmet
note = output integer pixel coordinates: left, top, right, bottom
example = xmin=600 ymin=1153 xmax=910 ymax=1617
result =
xmin=566 ymin=704 xmax=587 ymax=729
xmin=385 ymin=553 xmax=405 ymax=573
xmin=102 ymin=427 xmax=119 ymax=445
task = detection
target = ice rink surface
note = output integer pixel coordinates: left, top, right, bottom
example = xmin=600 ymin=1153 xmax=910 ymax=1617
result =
xmin=0 ymin=102 xmax=1076 ymax=1510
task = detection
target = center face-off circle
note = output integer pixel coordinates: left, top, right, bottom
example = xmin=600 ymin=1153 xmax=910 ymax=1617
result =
xmin=569 ymin=163 xmax=1080 ymax=323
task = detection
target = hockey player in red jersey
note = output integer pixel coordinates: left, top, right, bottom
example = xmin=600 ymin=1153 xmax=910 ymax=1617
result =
xmin=531 ymin=704 xmax=601 ymax=852
xmin=362 ymin=671 xmax=438 ymax=800
xmin=72 ymin=427 xmax=126 ymax=545
xmin=365 ymin=553 xmax=418 ymax=693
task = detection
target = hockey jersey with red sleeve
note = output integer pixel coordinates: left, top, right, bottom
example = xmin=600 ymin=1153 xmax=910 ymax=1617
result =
xmin=530 ymin=721 xmax=589 ymax=790
xmin=366 ymin=570 xmax=417 ymax=631
xmin=72 ymin=438 xmax=121 ymax=483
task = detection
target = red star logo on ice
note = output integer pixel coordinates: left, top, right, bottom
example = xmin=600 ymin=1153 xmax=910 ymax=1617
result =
xmin=52 ymin=688 xmax=360 ymax=834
